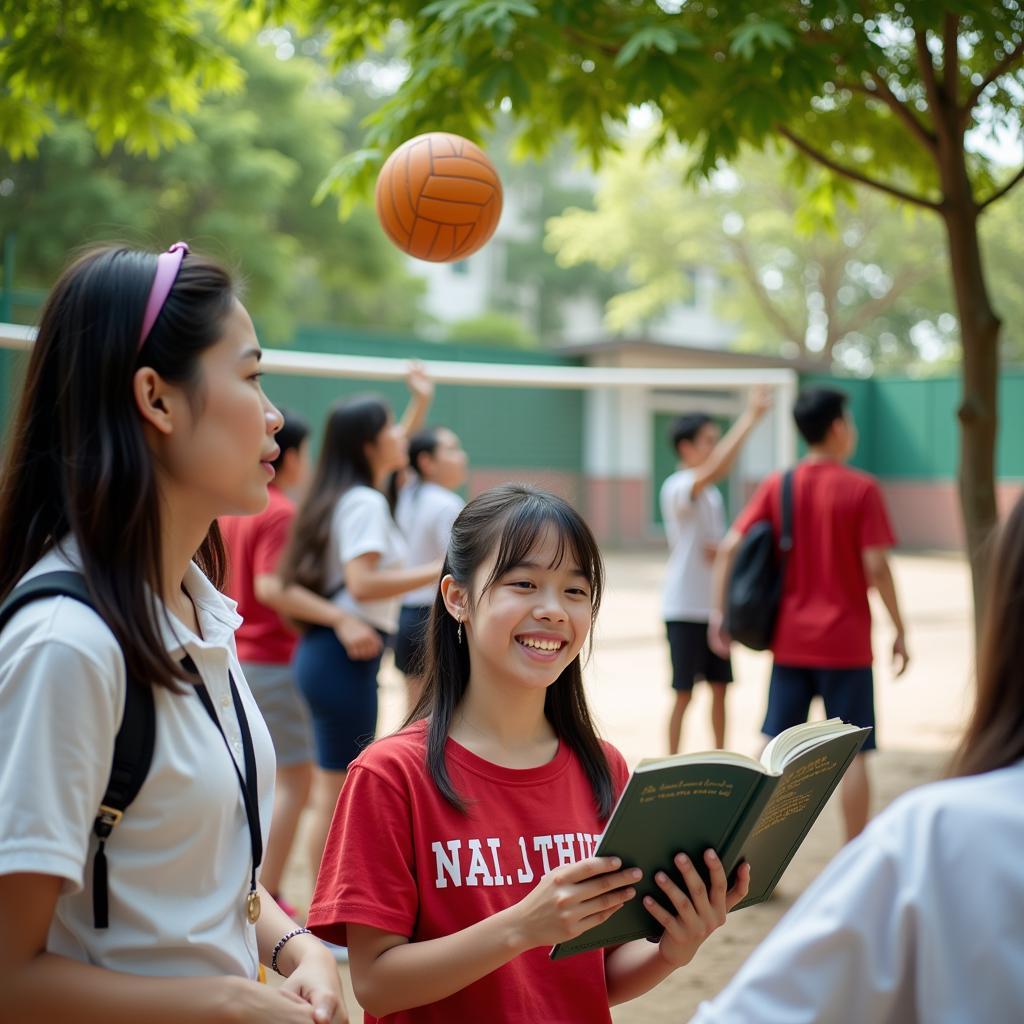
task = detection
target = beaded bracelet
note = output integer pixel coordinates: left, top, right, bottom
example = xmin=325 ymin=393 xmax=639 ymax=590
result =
xmin=271 ymin=926 xmax=312 ymax=976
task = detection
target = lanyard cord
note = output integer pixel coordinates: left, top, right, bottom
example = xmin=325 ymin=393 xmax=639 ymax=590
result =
xmin=183 ymin=655 xmax=262 ymax=911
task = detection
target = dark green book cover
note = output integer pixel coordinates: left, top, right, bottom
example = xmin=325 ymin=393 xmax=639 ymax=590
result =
xmin=550 ymin=721 xmax=869 ymax=959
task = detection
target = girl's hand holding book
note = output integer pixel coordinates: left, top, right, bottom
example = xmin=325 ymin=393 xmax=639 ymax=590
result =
xmin=506 ymin=856 xmax=643 ymax=949
xmin=644 ymin=850 xmax=751 ymax=968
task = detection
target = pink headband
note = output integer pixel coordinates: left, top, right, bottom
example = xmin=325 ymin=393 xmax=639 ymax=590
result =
xmin=138 ymin=241 xmax=189 ymax=349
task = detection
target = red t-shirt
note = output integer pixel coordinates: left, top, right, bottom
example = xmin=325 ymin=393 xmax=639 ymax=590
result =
xmin=308 ymin=720 xmax=631 ymax=1024
xmin=220 ymin=486 xmax=297 ymax=665
xmin=733 ymin=460 xmax=896 ymax=668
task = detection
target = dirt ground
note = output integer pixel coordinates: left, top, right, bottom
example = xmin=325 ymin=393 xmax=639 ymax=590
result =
xmin=279 ymin=550 xmax=975 ymax=1021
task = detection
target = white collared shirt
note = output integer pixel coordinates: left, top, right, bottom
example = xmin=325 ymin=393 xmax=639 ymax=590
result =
xmin=0 ymin=539 xmax=275 ymax=978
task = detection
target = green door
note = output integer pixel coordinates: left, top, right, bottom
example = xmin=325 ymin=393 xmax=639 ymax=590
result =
xmin=651 ymin=412 xmax=732 ymax=528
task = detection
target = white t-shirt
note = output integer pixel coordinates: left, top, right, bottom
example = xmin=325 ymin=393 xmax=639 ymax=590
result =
xmin=326 ymin=485 xmax=408 ymax=634
xmin=0 ymin=539 xmax=275 ymax=978
xmin=690 ymin=759 xmax=1024 ymax=1023
xmin=660 ymin=468 xmax=726 ymax=621
xmin=395 ymin=479 xmax=463 ymax=608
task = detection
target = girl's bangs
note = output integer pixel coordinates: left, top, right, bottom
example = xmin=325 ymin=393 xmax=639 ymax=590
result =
xmin=482 ymin=497 xmax=603 ymax=609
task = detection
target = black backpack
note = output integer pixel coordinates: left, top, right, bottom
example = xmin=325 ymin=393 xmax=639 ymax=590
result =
xmin=725 ymin=469 xmax=795 ymax=651
xmin=0 ymin=570 xmax=155 ymax=929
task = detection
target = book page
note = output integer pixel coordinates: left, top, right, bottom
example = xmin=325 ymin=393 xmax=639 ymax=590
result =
xmin=762 ymin=718 xmax=860 ymax=773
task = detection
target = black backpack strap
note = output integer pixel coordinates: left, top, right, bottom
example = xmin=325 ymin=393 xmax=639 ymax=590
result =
xmin=0 ymin=570 xmax=155 ymax=929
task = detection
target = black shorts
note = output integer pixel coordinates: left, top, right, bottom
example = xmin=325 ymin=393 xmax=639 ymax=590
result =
xmin=762 ymin=664 xmax=877 ymax=751
xmin=666 ymin=620 xmax=733 ymax=692
xmin=394 ymin=605 xmax=432 ymax=676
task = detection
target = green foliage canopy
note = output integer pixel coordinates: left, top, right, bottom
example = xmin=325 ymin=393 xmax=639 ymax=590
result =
xmin=0 ymin=0 xmax=244 ymax=158
xmin=306 ymin=1 xmax=1022 ymax=211
xmin=547 ymin=142 xmax=961 ymax=372
xmin=0 ymin=35 xmax=422 ymax=340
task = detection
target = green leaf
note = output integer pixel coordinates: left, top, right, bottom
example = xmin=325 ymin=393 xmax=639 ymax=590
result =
xmin=729 ymin=19 xmax=794 ymax=60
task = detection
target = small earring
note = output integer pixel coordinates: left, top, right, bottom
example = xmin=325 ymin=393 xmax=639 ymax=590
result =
xmin=457 ymin=618 xmax=463 ymax=645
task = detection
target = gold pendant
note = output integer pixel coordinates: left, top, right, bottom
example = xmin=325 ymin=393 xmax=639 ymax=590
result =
xmin=247 ymin=890 xmax=261 ymax=924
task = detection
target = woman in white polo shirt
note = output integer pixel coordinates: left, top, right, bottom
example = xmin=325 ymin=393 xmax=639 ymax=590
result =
xmin=0 ymin=244 xmax=344 ymax=1022
xmin=280 ymin=387 xmax=443 ymax=881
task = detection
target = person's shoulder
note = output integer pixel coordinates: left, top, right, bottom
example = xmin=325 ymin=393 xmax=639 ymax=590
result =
xmin=824 ymin=462 xmax=881 ymax=492
xmin=423 ymin=482 xmax=464 ymax=511
xmin=664 ymin=467 xmax=695 ymax=488
xmin=661 ymin=468 xmax=696 ymax=500
xmin=1 ymin=553 xmax=123 ymax=681
xmin=337 ymin=485 xmax=389 ymax=520
xmin=352 ymin=721 xmax=429 ymax=778
xmin=867 ymin=763 xmax=1024 ymax=851
xmin=598 ymin=739 xmax=631 ymax=786
xmin=343 ymin=484 xmax=387 ymax=508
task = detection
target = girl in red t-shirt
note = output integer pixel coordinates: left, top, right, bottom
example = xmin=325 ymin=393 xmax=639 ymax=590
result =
xmin=308 ymin=484 xmax=749 ymax=1022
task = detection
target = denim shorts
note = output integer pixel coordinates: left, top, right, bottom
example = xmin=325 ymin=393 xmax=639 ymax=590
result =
xmin=762 ymin=663 xmax=877 ymax=751
xmin=294 ymin=625 xmax=385 ymax=771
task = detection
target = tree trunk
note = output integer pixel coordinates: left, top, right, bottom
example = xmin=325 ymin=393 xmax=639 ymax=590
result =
xmin=940 ymin=197 xmax=1001 ymax=638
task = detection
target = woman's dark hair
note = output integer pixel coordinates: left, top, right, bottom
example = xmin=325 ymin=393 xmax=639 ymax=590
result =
xmin=408 ymin=427 xmax=442 ymax=476
xmin=949 ymin=493 xmax=1024 ymax=778
xmin=0 ymin=244 xmax=236 ymax=691
xmin=279 ymin=394 xmax=390 ymax=595
xmin=407 ymin=483 xmax=614 ymax=819
xmin=272 ymin=408 xmax=310 ymax=473
xmin=793 ymin=387 xmax=848 ymax=445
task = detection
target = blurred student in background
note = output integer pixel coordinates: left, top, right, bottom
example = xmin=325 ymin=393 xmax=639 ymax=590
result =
xmin=394 ymin=426 xmax=468 ymax=711
xmin=279 ymin=370 xmax=443 ymax=880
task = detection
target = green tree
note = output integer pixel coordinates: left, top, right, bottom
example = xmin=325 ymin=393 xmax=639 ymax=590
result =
xmin=547 ymin=142 xmax=956 ymax=372
xmin=0 ymin=1 xmax=243 ymax=158
xmin=491 ymin=132 xmax=621 ymax=344
xmin=309 ymin=0 xmax=1024 ymax=628
xmin=0 ymin=36 xmax=422 ymax=340
xmin=446 ymin=310 xmax=539 ymax=348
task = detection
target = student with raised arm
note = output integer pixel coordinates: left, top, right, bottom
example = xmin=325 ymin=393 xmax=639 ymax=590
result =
xmin=692 ymin=493 xmax=1024 ymax=1023
xmin=307 ymin=484 xmax=750 ymax=1022
xmin=0 ymin=244 xmax=344 ymax=1023
xmin=661 ymin=386 xmax=772 ymax=752
xmin=278 ymin=373 xmax=443 ymax=881
xmin=394 ymin=426 xmax=468 ymax=711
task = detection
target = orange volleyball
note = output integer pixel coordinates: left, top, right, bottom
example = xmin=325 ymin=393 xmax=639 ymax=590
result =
xmin=374 ymin=132 xmax=503 ymax=262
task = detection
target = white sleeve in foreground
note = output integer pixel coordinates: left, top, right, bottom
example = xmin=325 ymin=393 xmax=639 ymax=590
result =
xmin=689 ymin=832 xmax=916 ymax=1024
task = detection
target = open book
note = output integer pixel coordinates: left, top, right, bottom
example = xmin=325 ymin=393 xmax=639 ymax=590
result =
xmin=550 ymin=718 xmax=870 ymax=960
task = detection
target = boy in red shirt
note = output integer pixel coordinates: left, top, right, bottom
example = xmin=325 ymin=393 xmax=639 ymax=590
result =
xmin=710 ymin=387 xmax=909 ymax=841
xmin=221 ymin=410 xmax=381 ymax=911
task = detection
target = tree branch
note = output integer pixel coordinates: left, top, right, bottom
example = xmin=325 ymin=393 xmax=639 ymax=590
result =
xmin=837 ymin=267 xmax=929 ymax=338
xmin=777 ymin=126 xmax=941 ymax=210
xmin=942 ymin=14 xmax=959 ymax=103
xmin=962 ymin=37 xmax=1024 ymax=117
xmin=914 ymin=29 xmax=954 ymax=150
xmin=725 ymin=237 xmax=806 ymax=349
xmin=845 ymin=72 xmax=937 ymax=152
xmin=564 ymin=25 xmax=621 ymax=59
xmin=977 ymin=163 xmax=1024 ymax=212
